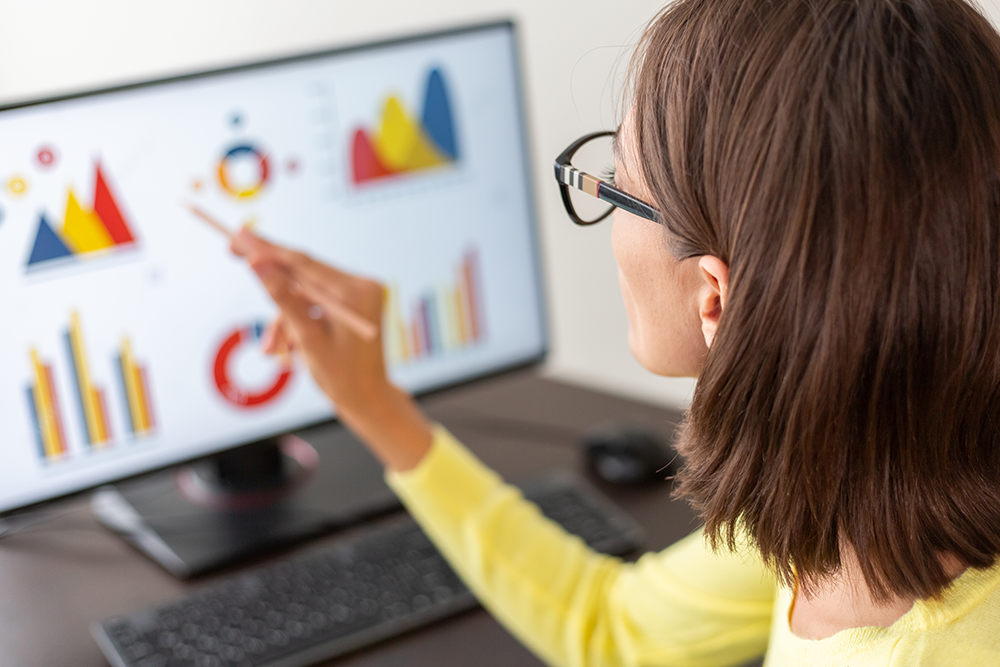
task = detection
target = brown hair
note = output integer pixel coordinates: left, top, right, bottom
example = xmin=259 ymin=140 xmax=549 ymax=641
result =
xmin=631 ymin=0 xmax=1000 ymax=601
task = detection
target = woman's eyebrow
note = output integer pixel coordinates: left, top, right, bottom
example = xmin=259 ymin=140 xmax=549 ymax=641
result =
xmin=612 ymin=126 xmax=622 ymax=163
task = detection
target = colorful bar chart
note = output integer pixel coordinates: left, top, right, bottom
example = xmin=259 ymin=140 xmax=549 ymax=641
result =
xmin=65 ymin=312 xmax=113 ymax=448
xmin=385 ymin=248 xmax=485 ymax=364
xmin=23 ymin=313 xmax=158 ymax=464
xmin=26 ymin=350 xmax=69 ymax=462
xmin=116 ymin=337 xmax=156 ymax=435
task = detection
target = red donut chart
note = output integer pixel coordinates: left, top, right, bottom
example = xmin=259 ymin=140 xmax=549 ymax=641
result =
xmin=213 ymin=321 xmax=292 ymax=408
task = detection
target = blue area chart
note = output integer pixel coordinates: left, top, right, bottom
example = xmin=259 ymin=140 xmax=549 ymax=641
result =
xmin=422 ymin=69 xmax=458 ymax=161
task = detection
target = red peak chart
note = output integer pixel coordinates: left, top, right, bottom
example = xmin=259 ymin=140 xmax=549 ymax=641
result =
xmin=351 ymin=68 xmax=459 ymax=185
xmin=25 ymin=162 xmax=138 ymax=271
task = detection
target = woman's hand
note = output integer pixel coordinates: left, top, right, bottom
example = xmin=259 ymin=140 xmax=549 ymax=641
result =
xmin=231 ymin=228 xmax=432 ymax=471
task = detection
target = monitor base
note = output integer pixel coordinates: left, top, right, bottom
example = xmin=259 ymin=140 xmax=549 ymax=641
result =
xmin=91 ymin=422 xmax=399 ymax=579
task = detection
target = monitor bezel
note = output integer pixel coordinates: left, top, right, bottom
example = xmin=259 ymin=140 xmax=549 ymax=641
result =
xmin=1 ymin=19 xmax=550 ymax=518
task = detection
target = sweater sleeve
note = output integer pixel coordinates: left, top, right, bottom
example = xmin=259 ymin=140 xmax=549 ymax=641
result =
xmin=386 ymin=426 xmax=776 ymax=667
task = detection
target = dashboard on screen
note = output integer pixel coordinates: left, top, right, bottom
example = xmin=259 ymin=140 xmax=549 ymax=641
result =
xmin=0 ymin=23 xmax=546 ymax=514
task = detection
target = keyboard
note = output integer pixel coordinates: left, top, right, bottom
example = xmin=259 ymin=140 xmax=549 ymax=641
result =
xmin=93 ymin=472 xmax=645 ymax=667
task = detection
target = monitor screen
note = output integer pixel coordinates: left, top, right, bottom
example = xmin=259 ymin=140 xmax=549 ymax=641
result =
xmin=0 ymin=22 xmax=546 ymax=514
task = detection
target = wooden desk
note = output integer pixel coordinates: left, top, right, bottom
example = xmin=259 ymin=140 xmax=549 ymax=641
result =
xmin=0 ymin=371 xmax=705 ymax=667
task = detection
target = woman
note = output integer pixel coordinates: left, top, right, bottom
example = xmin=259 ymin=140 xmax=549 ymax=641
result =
xmin=232 ymin=0 xmax=1000 ymax=663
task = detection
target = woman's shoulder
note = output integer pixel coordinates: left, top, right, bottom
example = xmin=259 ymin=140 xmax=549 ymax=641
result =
xmin=623 ymin=527 xmax=777 ymax=604
xmin=766 ymin=559 xmax=1000 ymax=667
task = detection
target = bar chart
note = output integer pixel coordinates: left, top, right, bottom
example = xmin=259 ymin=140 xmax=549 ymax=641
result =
xmin=384 ymin=248 xmax=485 ymax=365
xmin=25 ymin=350 xmax=70 ymax=462
xmin=24 ymin=313 xmax=157 ymax=464
xmin=116 ymin=337 xmax=156 ymax=436
xmin=66 ymin=312 xmax=113 ymax=448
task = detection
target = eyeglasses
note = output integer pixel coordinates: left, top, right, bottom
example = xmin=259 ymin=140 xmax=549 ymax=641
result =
xmin=553 ymin=130 xmax=661 ymax=226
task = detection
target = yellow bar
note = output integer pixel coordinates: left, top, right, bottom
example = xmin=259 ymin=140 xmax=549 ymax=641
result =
xmin=398 ymin=319 xmax=409 ymax=360
xmin=91 ymin=388 xmax=108 ymax=444
xmin=392 ymin=286 xmax=410 ymax=362
xmin=435 ymin=287 xmax=449 ymax=350
xmin=44 ymin=365 xmax=68 ymax=454
xmin=454 ymin=283 xmax=468 ymax=345
xmin=445 ymin=287 xmax=460 ymax=348
xmin=30 ymin=350 xmax=58 ymax=459
xmin=139 ymin=366 xmax=156 ymax=429
xmin=40 ymin=363 xmax=62 ymax=457
xmin=120 ymin=337 xmax=144 ymax=432
xmin=69 ymin=312 xmax=102 ymax=445
xmin=384 ymin=286 xmax=403 ymax=364
xmin=131 ymin=364 xmax=150 ymax=432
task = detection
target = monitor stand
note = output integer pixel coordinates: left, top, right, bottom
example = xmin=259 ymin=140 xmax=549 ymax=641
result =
xmin=91 ymin=422 xmax=399 ymax=579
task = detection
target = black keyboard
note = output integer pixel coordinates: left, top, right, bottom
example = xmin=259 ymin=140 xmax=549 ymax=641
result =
xmin=94 ymin=472 xmax=645 ymax=667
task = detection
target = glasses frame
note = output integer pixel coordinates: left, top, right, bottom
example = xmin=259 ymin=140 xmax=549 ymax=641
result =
xmin=553 ymin=130 xmax=662 ymax=226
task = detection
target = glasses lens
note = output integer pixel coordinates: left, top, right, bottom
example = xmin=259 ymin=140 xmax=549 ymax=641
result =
xmin=567 ymin=134 xmax=615 ymax=224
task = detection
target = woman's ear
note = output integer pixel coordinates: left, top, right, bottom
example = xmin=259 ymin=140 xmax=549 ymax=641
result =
xmin=697 ymin=255 xmax=729 ymax=348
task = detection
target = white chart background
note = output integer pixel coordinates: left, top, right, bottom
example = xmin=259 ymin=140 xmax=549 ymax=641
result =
xmin=0 ymin=29 xmax=545 ymax=510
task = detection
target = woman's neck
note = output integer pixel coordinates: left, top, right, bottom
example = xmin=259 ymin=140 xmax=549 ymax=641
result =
xmin=789 ymin=548 xmax=966 ymax=640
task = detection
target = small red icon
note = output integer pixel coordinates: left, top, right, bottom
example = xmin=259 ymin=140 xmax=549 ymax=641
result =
xmin=36 ymin=146 xmax=57 ymax=168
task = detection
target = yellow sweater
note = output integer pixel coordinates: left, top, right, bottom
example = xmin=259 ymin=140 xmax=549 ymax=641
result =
xmin=386 ymin=427 xmax=1000 ymax=667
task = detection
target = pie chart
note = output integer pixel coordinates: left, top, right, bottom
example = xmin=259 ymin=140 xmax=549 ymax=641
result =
xmin=213 ymin=321 xmax=293 ymax=408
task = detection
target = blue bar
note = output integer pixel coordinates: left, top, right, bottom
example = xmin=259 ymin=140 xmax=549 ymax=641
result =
xmin=425 ymin=295 xmax=441 ymax=356
xmin=64 ymin=330 xmax=92 ymax=445
xmin=115 ymin=354 xmax=134 ymax=436
xmin=25 ymin=386 xmax=47 ymax=462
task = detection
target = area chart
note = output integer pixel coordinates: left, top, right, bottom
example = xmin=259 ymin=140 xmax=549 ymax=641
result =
xmin=25 ymin=162 xmax=138 ymax=271
xmin=351 ymin=68 xmax=459 ymax=185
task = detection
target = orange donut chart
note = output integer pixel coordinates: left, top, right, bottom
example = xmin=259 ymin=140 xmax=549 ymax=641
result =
xmin=217 ymin=144 xmax=271 ymax=199
xmin=213 ymin=321 xmax=292 ymax=408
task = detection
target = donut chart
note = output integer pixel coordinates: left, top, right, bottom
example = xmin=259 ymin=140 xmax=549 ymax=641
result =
xmin=217 ymin=144 xmax=271 ymax=199
xmin=213 ymin=322 xmax=292 ymax=408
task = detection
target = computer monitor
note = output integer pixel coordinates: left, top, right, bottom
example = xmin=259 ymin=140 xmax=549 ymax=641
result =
xmin=0 ymin=22 xmax=547 ymax=575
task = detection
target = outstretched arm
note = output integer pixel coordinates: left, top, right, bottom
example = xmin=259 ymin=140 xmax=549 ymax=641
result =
xmin=231 ymin=228 xmax=432 ymax=472
xmin=233 ymin=229 xmax=775 ymax=667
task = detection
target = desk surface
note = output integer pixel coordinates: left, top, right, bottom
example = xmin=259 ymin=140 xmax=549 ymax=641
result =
xmin=0 ymin=371 xmax=702 ymax=667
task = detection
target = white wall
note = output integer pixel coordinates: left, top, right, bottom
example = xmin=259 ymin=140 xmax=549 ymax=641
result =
xmin=8 ymin=0 xmax=996 ymax=409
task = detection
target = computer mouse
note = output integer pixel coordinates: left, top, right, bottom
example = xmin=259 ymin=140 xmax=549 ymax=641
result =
xmin=581 ymin=422 xmax=678 ymax=485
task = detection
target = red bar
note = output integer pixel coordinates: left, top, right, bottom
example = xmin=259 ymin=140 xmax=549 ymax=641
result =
xmin=44 ymin=365 xmax=68 ymax=455
xmin=96 ymin=388 xmax=112 ymax=442
xmin=463 ymin=251 xmax=482 ymax=341
xmin=140 ymin=366 xmax=156 ymax=429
